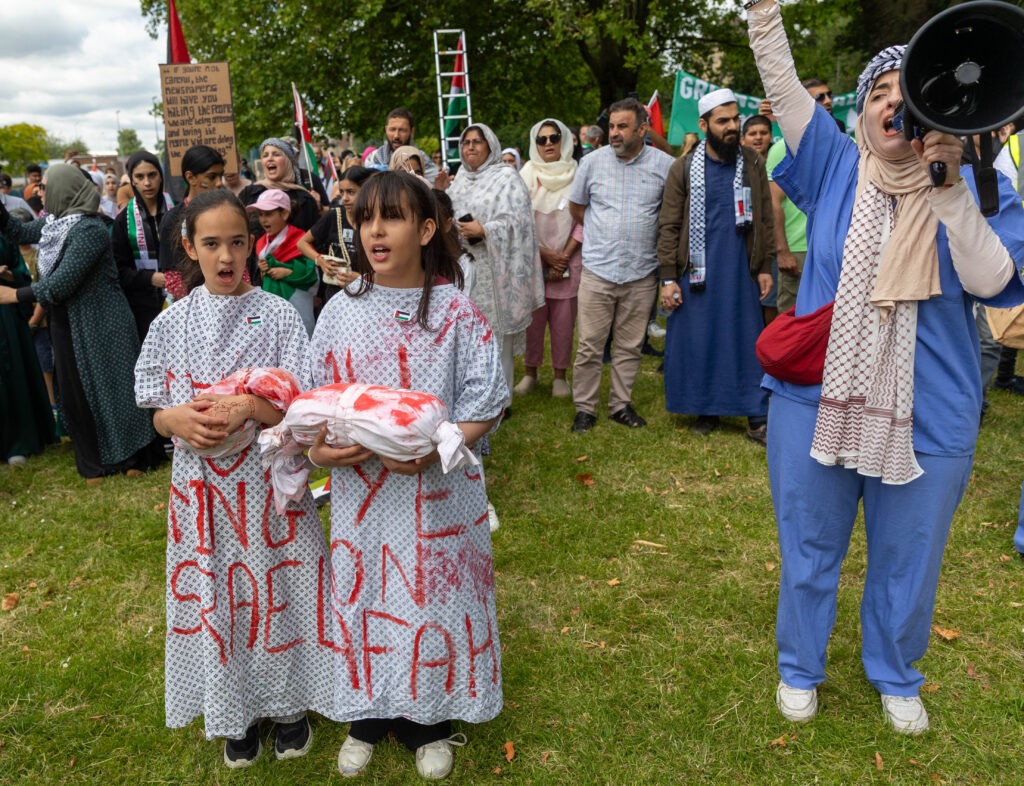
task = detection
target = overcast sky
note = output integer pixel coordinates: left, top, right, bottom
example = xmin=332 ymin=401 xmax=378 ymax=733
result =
xmin=0 ymin=0 xmax=167 ymax=156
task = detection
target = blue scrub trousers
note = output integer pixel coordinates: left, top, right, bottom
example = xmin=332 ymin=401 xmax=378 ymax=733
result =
xmin=767 ymin=393 xmax=972 ymax=696
xmin=1013 ymin=481 xmax=1024 ymax=555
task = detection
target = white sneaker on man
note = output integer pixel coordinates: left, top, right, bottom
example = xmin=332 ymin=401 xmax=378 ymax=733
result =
xmin=337 ymin=736 xmax=374 ymax=777
xmin=647 ymin=319 xmax=666 ymax=339
xmin=775 ymin=681 xmax=818 ymax=722
xmin=881 ymin=694 xmax=929 ymax=734
xmin=415 ymin=734 xmax=466 ymax=780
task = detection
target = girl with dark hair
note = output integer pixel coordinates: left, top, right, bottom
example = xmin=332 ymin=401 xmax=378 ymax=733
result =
xmin=158 ymin=145 xmax=227 ymax=301
xmin=308 ymin=172 xmax=507 ymax=780
xmin=111 ymin=150 xmax=175 ymax=342
xmin=135 ymin=188 xmax=335 ymax=768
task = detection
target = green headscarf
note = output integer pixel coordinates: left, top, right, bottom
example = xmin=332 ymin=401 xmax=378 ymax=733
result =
xmin=44 ymin=164 xmax=100 ymax=218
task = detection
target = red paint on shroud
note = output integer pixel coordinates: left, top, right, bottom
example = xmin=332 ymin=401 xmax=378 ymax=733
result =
xmin=204 ymin=446 xmax=250 ymax=478
xmin=169 ymin=560 xmax=227 ymax=665
xmin=261 ymin=485 xmax=299 ymax=548
xmin=168 ymin=483 xmax=189 ymax=544
xmin=410 ymin=623 xmax=456 ymax=699
xmin=353 ymin=465 xmax=390 ymax=525
xmin=325 ymin=350 xmax=342 ymax=384
xmin=227 ymin=561 xmax=259 ymax=653
xmin=330 ymin=539 xmax=365 ymax=606
xmin=362 ymin=609 xmax=411 ymax=701
xmin=207 ymin=481 xmax=247 ymax=550
xmin=317 ymin=555 xmax=361 ymax=689
xmin=265 ymin=560 xmax=305 ymax=653
xmin=398 ymin=344 xmax=412 ymax=389
xmin=465 ymin=610 xmax=499 ymax=698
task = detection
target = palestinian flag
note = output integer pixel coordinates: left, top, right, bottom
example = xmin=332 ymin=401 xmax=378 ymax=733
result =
xmin=443 ymin=33 xmax=468 ymax=150
xmin=292 ymin=82 xmax=320 ymax=179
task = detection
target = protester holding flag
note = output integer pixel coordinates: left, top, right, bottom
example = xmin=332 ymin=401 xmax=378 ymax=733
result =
xmin=111 ymin=151 xmax=174 ymax=343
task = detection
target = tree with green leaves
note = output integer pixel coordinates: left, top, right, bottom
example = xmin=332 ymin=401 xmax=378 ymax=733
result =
xmin=0 ymin=124 xmax=50 ymax=174
xmin=117 ymin=128 xmax=146 ymax=157
xmin=138 ymin=0 xmax=964 ymax=153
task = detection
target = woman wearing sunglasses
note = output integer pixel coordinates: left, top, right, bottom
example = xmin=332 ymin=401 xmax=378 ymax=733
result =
xmin=514 ymin=119 xmax=582 ymax=399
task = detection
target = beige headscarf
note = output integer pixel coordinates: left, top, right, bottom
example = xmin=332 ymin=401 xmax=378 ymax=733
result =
xmin=255 ymin=138 xmax=310 ymax=193
xmin=519 ymin=118 xmax=577 ymax=215
xmin=389 ymin=146 xmax=426 ymax=174
xmin=857 ymin=112 xmax=941 ymax=316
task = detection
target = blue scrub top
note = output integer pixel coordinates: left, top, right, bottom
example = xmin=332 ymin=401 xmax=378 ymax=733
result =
xmin=766 ymin=106 xmax=1024 ymax=457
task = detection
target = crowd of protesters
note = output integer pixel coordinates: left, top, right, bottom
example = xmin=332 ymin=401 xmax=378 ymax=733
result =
xmin=3 ymin=5 xmax=1024 ymax=776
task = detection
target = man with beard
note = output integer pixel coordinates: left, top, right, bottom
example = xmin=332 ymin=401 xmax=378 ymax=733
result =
xmin=656 ymin=88 xmax=774 ymax=444
xmin=364 ymin=107 xmax=439 ymax=179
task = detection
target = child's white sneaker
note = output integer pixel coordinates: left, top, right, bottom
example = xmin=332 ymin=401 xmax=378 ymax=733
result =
xmin=415 ymin=734 xmax=466 ymax=780
xmin=337 ymin=735 xmax=374 ymax=777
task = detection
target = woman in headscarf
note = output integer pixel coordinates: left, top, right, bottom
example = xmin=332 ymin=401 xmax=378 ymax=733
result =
xmin=500 ymin=148 xmax=521 ymax=169
xmin=0 ymin=164 xmax=156 ymax=482
xmin=446 ymin=123 xmax=544 ymax=400
xmin=238 ymin=138 xmax=323 ymax=232
xmin=388 ymin=146 xmax=427 ymax=177
xmin=746 ymin=0 xmax=1024 ymax=733
xmin=111 ymin=150 xmax=174 ymax=342
xmin=513 ymin=118 xmax=581 ymax=399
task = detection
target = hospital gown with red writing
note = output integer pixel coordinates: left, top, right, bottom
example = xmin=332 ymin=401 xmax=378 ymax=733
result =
xmin=310 ymin=280 xmax=508 ymax=725
xmin=135 ymin=286 xmax=338 ymax=739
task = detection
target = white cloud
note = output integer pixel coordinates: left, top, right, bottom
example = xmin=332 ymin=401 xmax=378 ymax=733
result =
xmin=0 ymin=0 xmax=167 ymax=154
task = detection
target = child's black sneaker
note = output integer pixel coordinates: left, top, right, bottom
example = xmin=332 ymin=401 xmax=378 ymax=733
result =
xmin=275 ymin=715 xmax=313 ymax=760
xmin=224 ymin=723 xmax=262 ymax=769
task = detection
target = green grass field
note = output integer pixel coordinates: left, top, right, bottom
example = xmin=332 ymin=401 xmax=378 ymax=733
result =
xmin=2 ymin=352 xmax=1024 ymax=784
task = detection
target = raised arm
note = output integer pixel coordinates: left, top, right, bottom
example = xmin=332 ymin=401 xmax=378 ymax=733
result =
xmin=746 ymin=0 xmax=816 ymax=152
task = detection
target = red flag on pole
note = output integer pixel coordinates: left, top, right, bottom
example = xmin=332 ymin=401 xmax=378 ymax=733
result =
xmin=292 ymin=83 xmax=320 ymax=189
xmin=647 ymin=91 xmax=664 ymax=138
xmin=167 ymin=0 xmax=191 ymax=64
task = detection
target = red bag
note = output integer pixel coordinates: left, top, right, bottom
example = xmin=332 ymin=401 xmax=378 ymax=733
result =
xmin=756 ymin=301 xmax=834 ymax=386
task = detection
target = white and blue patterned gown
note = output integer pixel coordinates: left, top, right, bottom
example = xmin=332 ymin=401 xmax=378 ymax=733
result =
xmin=310 ymin=281 xmax=508 ymax=725
xmin=135 ymin=286 xmax=339 ymax=739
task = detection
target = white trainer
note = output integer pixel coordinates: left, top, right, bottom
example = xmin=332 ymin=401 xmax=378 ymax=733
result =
xmin=776 ymin=681 xmax=818 ymax=722
xmin=647 ymin=319 xmax=666 ymax=339
xmin=881 ymin=694 xmax=929 ymax=734
xmin=415 ymin=734 xmax=467 ymax=780
xmin=337 ymin=735 xmax=374 ymax=777
xmin=512 ymin=375 xmax=537 ymax=395
xmin=487 ymin=502 xmax=500 ymax=533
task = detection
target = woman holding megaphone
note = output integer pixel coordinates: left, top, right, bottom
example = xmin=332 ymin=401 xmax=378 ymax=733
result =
xmin=745 ymin=0 xmax=1024 ymax=734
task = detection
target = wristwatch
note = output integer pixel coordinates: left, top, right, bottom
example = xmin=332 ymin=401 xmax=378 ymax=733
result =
xmin=660 ymin=279 xmax=677 ymax=287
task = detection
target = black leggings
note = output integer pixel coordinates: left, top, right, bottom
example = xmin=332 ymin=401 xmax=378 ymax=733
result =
xmin=348 ymin=718 xmax=451 ymax=751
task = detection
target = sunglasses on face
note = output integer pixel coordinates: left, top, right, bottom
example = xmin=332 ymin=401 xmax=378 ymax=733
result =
xmin=813 ymin=91 xmax=834 ymax=103
xmin=535 ymin=133 xmax=562 ymax=146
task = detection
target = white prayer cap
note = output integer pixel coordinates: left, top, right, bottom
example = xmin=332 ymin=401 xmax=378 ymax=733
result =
xmin=698 ymin=88 xmax=738 ymax=117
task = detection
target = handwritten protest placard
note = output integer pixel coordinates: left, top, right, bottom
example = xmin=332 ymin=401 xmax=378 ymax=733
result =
xmin=159 ymin=62 xmax=238 ymax=176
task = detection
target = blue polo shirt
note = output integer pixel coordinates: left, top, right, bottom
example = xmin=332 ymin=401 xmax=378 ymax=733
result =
xmin=766 ymin=107 xmax=1024 ymax=456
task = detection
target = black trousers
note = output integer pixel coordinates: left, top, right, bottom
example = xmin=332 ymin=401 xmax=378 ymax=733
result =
xmin=348 ymin=718 xmax=451 ymax=751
